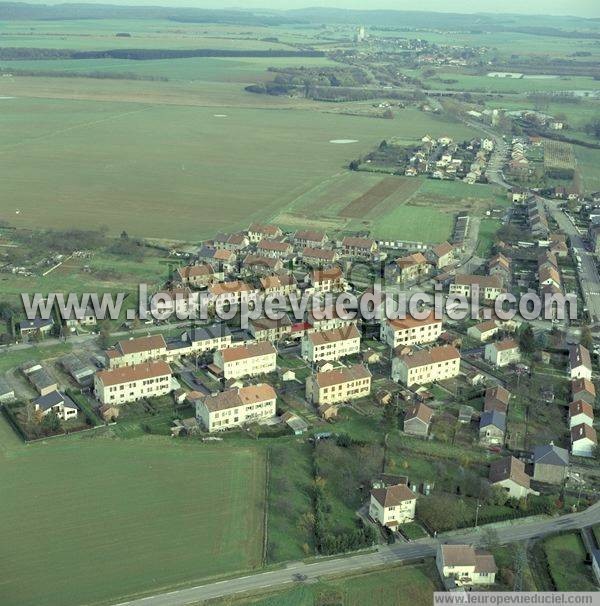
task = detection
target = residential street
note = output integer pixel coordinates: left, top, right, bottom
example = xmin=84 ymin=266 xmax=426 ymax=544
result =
xmin=115 ymin=502 xmax=600 ymax=606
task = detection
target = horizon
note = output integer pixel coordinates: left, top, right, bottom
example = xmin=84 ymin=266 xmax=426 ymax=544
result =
xmin=12 ymin=0 xmax=600 ymax=19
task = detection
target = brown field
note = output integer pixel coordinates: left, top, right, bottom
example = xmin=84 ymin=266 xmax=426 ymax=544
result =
xmin=339 ymin=177 xmax=407 ymax=218
xmin=544 ymin=139 xmax=576 ymax=171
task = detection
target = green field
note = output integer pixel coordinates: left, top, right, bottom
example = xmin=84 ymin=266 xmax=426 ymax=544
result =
xmin=208 ymin=562 xmax=443 ymax=606
xmin=543 ymin=533 xmax=597 ymax=591
xmin=1 ymin=416 xmax=266 ymax=606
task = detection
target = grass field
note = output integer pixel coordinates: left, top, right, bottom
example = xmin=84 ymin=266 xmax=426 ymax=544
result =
xmin=1 ymin=418 xmax=266 ymax=606
xmin=207 ymin=561 xmax=443 ymax=606
xmin=543 ymin=533 xmax=597 ymax=591
xmin=0 ymin=96 xmax=479 ymax=240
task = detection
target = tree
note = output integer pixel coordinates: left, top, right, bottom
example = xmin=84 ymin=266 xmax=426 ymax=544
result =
xmin=416 ymin=494 xmax=468 ymax=532
xmin=98 ymin=321 xmax=112 ymax=349
xmin=518 ymin=324 xmax=535 ymax=355
xmin=382 ymin=402 xmax=399 ymax=431
xmin=580 ymin=324 xmax=593 ymax=351
xmin=41 ymin=411 xmax=61 ymax=433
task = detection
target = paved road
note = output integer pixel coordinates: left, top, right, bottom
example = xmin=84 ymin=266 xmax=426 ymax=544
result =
xmin=545 ymin=200 xmax=600 ymax=323
xmin=115 ymin=502 xmax=600 ymax=606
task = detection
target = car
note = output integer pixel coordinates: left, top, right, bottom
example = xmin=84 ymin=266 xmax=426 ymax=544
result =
xmin=292 ymin=573 xmax=307 ymax=582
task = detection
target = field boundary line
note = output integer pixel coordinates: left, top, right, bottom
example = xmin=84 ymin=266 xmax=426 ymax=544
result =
xmin=262 ymin=445 xmax=272 ymax=566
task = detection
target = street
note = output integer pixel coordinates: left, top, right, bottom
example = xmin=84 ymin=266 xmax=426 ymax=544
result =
xmin=114 ymin=502 xmax=600 ymax=606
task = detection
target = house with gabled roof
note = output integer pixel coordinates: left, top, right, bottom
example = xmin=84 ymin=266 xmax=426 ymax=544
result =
xmin=569 ymin=344 xmax=592 ymax=381
xmin=571 ymin=378 xmax=596 ymax=405
xmin=247 ymin=223 xmax=282 ymax=243
xmin=257 ymin=239 xmax=293 ymax=259
xmin=106 ymin=335 xmax=168 ymax=369
xmin=369 ymin=483 xmax=417 ymax=528
xmin=301 ymin=325 xmax=361 ymax=363
xmin=427 ymin=241 xmax=455 ymax=269
xmin=484 ymin=385 xmax=511 ymax=414
xmin=392 ymin=345 xmax=460 ymax=387
xmin=294 ymin=230 xmax=327 ymax=249
xmin=306 ymin=364 xmax=371 ymax=405
xmin=391 ymin=252 xmax=430 ymax=283
xmin=479 ymin=410 xmax=506 ymax=445
xmin=341 ymin=236 xmax=377 ymax=258
xmin=33 ymin=390 xmax=79 ymax=421
xmin=213 ymin=342 xmax=277 ymax=380
xmin=571 ymin=423 xmax=597 ymax=458
xmin=403 ymin=403 xmax=434 ymax=437
xmin=436 ymin=545 xmax=497 ymax=587
xmin=533 ymin=443 xmax=569 ymax=484
xmin=380 ymin=312 xmax=442 ymax=348
xmin=569 ymin=400 xmax=594 ymax=429
xmin=489 ymin=456 xmax=538 ymax=499
xmin=484 ymin=339 xmax=520 ymax=368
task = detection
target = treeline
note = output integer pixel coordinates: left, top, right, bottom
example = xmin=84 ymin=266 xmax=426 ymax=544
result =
xmin=0 ymin=67 xmax=167 ymax=81
xmin=0 ymin=47 xmax=325 ymax=61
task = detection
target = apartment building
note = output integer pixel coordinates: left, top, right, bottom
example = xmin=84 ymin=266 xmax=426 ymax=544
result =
xmin=369 ymin=483 xmax=417 ymax=529
xmin=106 ymin=335 xmax=168 ymax=369
xmin=380 ymin=312 xmax=442 ymax=348
xmin=213 ymin=342 xmax=277 ymax=380
xmin=309 ymin=266 xmax=345 ymax=293
xmin=341 ymin=236 xmax=377 ymax=258
xmin=449 ymin=274 xmax=503 ymax=302
xmin=94 ymin=360 xmax=172 ymax=405
xmin=301 ymin=325 xmax=361 ymax=363
xmin=195 ymin=383 xmax=277 ymax=432
xmin=260 ymin=273 xmax=297 ymax=297
xmin=208 ymin=280 xmax=260 ymax=315
xmin=249 ymin=315 xmax=293 ymax=342
xmin=392 ymin=252 xmax=430 ymax=282
xmin=294 ymin=230 xmax=328 ymax=249
xmin=180 ymin=323 xmax=232 ymax=354
xmin=176 ymin=264 xmax=217 ymax=288
xmin=247 ymin=223 xmax=283 ymax=243
xmin=256 ymin=239 xmax=293 ymax=259
xmin=306 ymin=364 xmax=372 ymax=405
xmin=301 ymin=247 xmax=338 ymax=266
xmin=392 ymin=345 xmax=460 ymax=387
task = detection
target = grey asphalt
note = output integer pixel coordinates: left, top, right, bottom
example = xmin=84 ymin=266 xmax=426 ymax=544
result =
xmin=114 ymin=502 xmax=600 ymax=606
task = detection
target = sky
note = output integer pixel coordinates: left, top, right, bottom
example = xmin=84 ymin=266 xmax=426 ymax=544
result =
xmin=23 ymin=1 xmax=600 ymax=19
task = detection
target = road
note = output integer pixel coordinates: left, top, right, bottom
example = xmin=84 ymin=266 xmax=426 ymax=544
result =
xmin=545 ymin=199 xmax=600 ymax=323
xmin=115 ymin=502 xmax=600 ymax=606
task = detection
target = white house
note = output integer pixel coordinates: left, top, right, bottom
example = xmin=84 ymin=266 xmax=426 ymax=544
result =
xmin=484 ymin=339 xmax=520 ymax=368
xmin=436 ymin=545 xmax=497 ymax=587
xmin=368 ymin=483 xmax=417 ymax=529
xmin=569 ymin=345 xmax=592 ymax=381
xmin=571 ymin=423 xmax=597 ymax=458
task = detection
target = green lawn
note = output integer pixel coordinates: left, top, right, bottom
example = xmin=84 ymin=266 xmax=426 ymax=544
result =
xmin=476 ymin=218 xmax=501 ymax=257
xmin=1 ymin=418 xmax=267 ymax=606
xmin=544 ymin=533 xmax=597 ymax=591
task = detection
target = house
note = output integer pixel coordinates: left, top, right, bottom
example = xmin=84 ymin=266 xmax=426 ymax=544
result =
xmin=94 ymin=361 xmax=172 ymax=405
xmin=301 ymin=247 xmax=338 ymax=266
xmin=318 ymin=403 xmax=339 ymax=420
xmin=306 ymin=364 xmax=372 ymax=405
xmin=0 ymin=377 xmax=15 ymax=403
xmin=63 ymin=307 xmax=97 ymax=331
xmin=247 ymin=223 xmax=282 ymax=243
xmin=249 ymin=315 xmax=293 ymax=343
xmin=484 ymin=385 xmax=511 ymax=414
xmin=308 ymin=306 xmax=358 ymax=333
xmin=301 ymin=325 xmax=361 ymax=363
xmin=181 ymin=323 xmax=232 ymax=354
xmin=450 ymin=274 xmax=503 ymax=302
xmin=427 ymin=242 xmax=455 ymax=269
xmin=571 ymin=423 xmax=597 ymax=458
xmin=569 ymin=344 xmax=592 ymax=381
xmin=197 ymin=246 xmax=237 ymax=272
xmin=467 ymin=320 xmax=500 ymax=342
xmin=341 ymin=236 xmax=377 ymax=258
xmin=260 ymin=273 xmax=297 ymax=297
xmin=214 ymin=232 xmax=249 ymax=252
xmin=369 ymin=483 xmax=417 ymax=529
xmin=256 ymin=239 xmax=293 ymax=259
xmin=510 ymin=187 xmax=527 ymax=203
xmin=106 ymin=335 xmax=168 ymax=369
xmin=479 ymin=410 xmax=506 ymax=445
xmin=392 ymin=345 xmax=460 ymax=387
xmin=484 ymin=339 xmax=520 ymax=368
xmin=208 ymin=280 xmax=259 ymax=315
xmin=380 ymin=312 xmax=442 ymax=348
xmin=403 ymin=403 xmax=434 ymax=437
xmin=176 ymin=264 xmax=217 ymax=288
xmin=242 ymin=254 xmax=283 ymax=276
xmin=436 ymin=545 xmax=497 ymax=587
xmin=571 ymin=378 xmax=596 ymax=405
xmin=99 ymin=403 xmax=120 ymax=422
xmin=309 ymin=266 xmax=345 ymax=293
xmin=533 ymin=444 xmax=569 ymax=484
xmin=294 ymin=230 xmax=327 ymax=249
xmin=33 ymin=390 xmax=78 ymax=421
xmin=27 ymin=368 xmax=58 ymax=396
xmin=391 ymin=252 xmax=430 ymax=282
xmin=488 ymin=253 xmax=511 ymax=279
xmin=213 ymin=342 xmax=277 ymax=380
xmin=489 ymin=456 xmax=537 ymax=499
xmin=150 ymin=287 xmax=199 ymax=319
xmin=539 ymin=265 xmax=561 ymax=290
xmin=196 ymin=383 xmax=277 ymax=432
xmin=18 ymin=318 xmax=54 ymax=338
xmin=569 ymin=400 xmax=594 ymax=429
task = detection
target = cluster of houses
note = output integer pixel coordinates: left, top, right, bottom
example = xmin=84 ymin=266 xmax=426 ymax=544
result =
xmin=405 ymin=135 xmax=493 ymax=184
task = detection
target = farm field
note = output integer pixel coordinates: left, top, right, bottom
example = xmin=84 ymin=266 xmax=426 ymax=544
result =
xmin=543 ymin=533 xmax=597 ymax=591
xmin=205 ymin=561 xmax=443 ymax=606
xmin=0 ymin=419 xmax=267 ymax=606
xmin=0 ymin=96 xmax=480 ymax=240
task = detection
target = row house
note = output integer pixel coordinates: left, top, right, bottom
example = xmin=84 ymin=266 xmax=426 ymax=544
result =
xmin=94 ymin=360 xmax=172 ymax=405
xmin=196 ymin=383 xmax=277 ymax=432
xmin=260 ymin=273 xmax=297 ymax=297
xmin=197 ymin=246 xmax=237 ymax=273
xmin=180 ymin=323 xmax=232 ymax=354
xmin=247 ymin=223 xmax=282 ymax=243
xmin=392 ymin=345 xmax=460 ymax=387
xmin=176 ymin=263 xmax=219 ymax=288
xmin=106 ymin=335 xmax=168 ymax=369
xmin=305 ymin=364 xmax=371 ymax=405
xmin=380 ymin=312 xmax=442 ymax=348
xmin=572 ymin=378 xmax=595 ymax=405
xmin=390 ymin=252 xmax=430 ymax=283
xmin=569 ymin=400 xmax=594 ymax=430
xmin=569 ymin=344 xmax=592 ymax=381
xmin=249 ymin=315 xmax=293 ymax=342
xmin=208 ymin=280 xmax=260 ymax=315
xmin=341 ymin=236 xmax=377 ymax=258
xmin=241 ymin=254 xmax=283 ymax=276
xmin=427 ymin=241 xmax=455 ymax=270
xmin=294 ymin=230 xmax=327 ymax=249
xmin=309 ymin=266 xmax=345 ymax=293
xmin=449 ymin=274 xmax=504 ymax=303
xmin=308 ymin=306 xmax=359 ymax=333
xmin=213 ymin=232 xmax=249 ymax=252
xmin=571 ymin=423 xmax=597 ymax=458
xmin=301 ymin=325 xmax=361 ymax=363
xmin=213 ymin=342 xmax=277 ymax=380
xmin=151 ymin=287 xmax=199 ymax=318
xmin=256 ymin=239 xmax=293 ymax=259
xmin=301 ymin=247 xmax=338 ymax=266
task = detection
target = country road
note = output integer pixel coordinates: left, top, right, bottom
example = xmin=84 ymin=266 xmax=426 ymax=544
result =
xmin=115 ymin=502 xmax=600 ymax=606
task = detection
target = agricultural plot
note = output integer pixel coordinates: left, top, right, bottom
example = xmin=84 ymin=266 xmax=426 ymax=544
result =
xmin=544 ymin=140 xmax=576 ymax=178
xmin=340 ymin=177 xmax=409 ymax=218
xmin=1 ymin=425 xmax=266 ymax=606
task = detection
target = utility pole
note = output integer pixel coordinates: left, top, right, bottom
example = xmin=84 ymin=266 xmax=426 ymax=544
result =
xmin=474 ymin=499 xmax=482 ymax=528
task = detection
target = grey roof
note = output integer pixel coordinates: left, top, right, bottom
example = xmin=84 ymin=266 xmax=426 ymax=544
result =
xmin=197 ymin=245 xmax=217 ymax=260
xmin=533 ymin=444 xmax=569 ymax=467
xmin=61 ymin=354 xmax=95 ymax=379
xmin=28 ymin=368 xmax=57 ymax=391
xmin=0 ymin=377 xmax=14 ymax=397
xmin=33 ymin=390 xmax=78 ymax=412
xmin=186 ymin=323 xmax=232 ymax=343
xmin=18 ymin=318 xmax=54 ymax=331
xmin=479 ymin=410 xmax=506 ymax=431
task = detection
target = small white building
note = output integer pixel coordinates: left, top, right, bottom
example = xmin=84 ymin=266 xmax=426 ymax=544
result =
xmin=571 ymin=423 xmax=597 ymax=458
xmin=368 ymin=483 xmax=417 ymax=529
xmin=436 ymin=545 xmax=497 ymax=587
xmin=569 ymin=345 xmax=592 ymax=381
xmin=484 ymin=339 xmax=520 ymax=368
